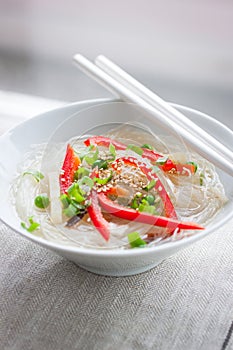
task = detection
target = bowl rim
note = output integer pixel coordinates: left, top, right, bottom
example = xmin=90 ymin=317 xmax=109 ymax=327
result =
xmin=1 ymin=97 xmax=232 ymax=257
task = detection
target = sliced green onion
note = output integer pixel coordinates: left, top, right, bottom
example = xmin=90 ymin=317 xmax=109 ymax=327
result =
xmin=128 ymin=232 xmax=146 ymax=248
xmin=74 ymin=167 xmax=90 ymax=180
xmin=143 ymin=179 xmax=157 ymax=191
xmin=155 ymin=156 xmax=168 ymax=165
xmin=78 ymin=176 xmax=94 ymax=189
xmin=70 ymin=201 xmax=86 ymax=210
xmin=138 ymin=203 xmax=156 ymax=215
xmin=131 ymin=193 xmax=143 ymax=209
xmin=67 ymin=183 xmax=85 ymax=203
xmin=187 ymin=161 xmax=198 ymax=173
xmin=84 ymin=148 xmax=99 ymax=165
xmin=109 ymin=143 xmax=116 ymax=158
xmin=21 ymin=216 xmax=40 ymax=232
xmin=60 ymin=194 xmax=71 ymax=208
xmin=94 ymin=171 xmax=113 ymax=185
xmin=127 ymin=144 xmax=143 ymax=156
xmin=63 ymin=203 xmax=78 ymax=218
xmin=141 ymin=144 xmax=154 ymax=150
xmin=23 ymin=170 xmax=44 ymax=182
xmin=78 ymin=145 xmax=95 ymax=160
xmin=92 ymin=159 xmax=108 ymax=170
xmin=34 ymin=194 xmax=50 ymax=209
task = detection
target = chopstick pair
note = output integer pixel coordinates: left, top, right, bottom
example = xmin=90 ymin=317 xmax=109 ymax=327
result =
xmin=73 ymin=54 xmax=233 ymax=176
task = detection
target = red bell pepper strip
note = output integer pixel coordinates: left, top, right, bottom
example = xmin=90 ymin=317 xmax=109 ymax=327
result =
xmin=112 ymin=157 xmax=178 ymax=219
xmin=87 ymin=190 xmax=110 ymax=241
xmin=161 ymin=161 xmax=196 ymax=174
xmin=84 ymin=136 xmax=196 ymax=175
xmin=84 ymin=136 xmax=127 ymax=150
xmin=84 ymin=136 xmax=162 ymax=159
xmin=60 ymin=144 xmax=80 ymax=194
xmin=98 ymin=192 xmax=204 ymax=231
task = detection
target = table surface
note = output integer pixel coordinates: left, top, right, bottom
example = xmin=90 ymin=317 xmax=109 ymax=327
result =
xmin=1 ymin=91 xmax=233 ymax=350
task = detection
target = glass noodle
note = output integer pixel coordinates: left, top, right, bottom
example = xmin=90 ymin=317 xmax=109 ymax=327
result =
xmin=11 ymin=123 xmax=227 ymax=250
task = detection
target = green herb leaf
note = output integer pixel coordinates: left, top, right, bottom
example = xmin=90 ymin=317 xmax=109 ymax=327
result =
xmin=92 ymin=159 xmax=108 ymax=170
xmin=34 ymin=194 xmax=50 ymax=209
xmin=143 ymin=179 xmax=157 ymax=191
xmin=84 ymin=148 xmax=99 ymax=165
xmin=77 ymin=145 xmax=95 ymax=160
xmin=127 ymin=144 xmax=143 ymax=156
xmin=21 ymin=216 xmax=40 ymax=232
xmin=109 ymin=143 xmax=116 ymax=158
xmin=23 ymin=170 xmax=44 ymax=182
xmin=141 ymin=144 xmax=154 ymax=150
xmin=128 ymin=232 xmax=146 ymax=248
xmin=155 ymin=156 xmax=168 ymax=165
xmin=74 ymin=167 xmax=90 ymax=180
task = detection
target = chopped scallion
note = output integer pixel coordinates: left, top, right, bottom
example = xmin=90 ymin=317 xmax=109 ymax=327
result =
xmin=138 ymin=203 xmax=156 ymax=215
xmin=78 ymin=145 xmax=95 ymax=160
xmin=131 ymin=193 xmax=143 ymax=209
xmin=60 ymin=194 xmax=71 ymax=208
xmin=143 ymin=179 xmax=157 ymax=191
xmin=23 ymin=170 xmax=44 ymax=182
xmin=127 ymin=144 xmax=143 ymax=156
xmin=92 ymin=159 xmax=108 ymax=170
xmin=21 ymin=217 xmax=40 ymax=232
xmin=84 ymin=148 xmax=99 ymax=165
xmin=141 ymin=144 xmax=154 ymax=150
xmin=94 ymin=171 xmax=113 ymax=185
xmin=109 ymin=143 xmax=116 ymax=158
xmin=74 ymin=167 xmax=90 ymax=180
xmin=67 ymin=183 xmax=85 ymax=203
xmin=127 ymin=232 xmax=146 ymax=248
xmin=78 ymin=176 xmax=94 ymax=189
xmin=63 ymin=203 xmax=78 ymax=218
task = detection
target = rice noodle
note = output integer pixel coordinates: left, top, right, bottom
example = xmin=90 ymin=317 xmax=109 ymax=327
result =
xmin=11 ymin=125 xmax=228 ymax=250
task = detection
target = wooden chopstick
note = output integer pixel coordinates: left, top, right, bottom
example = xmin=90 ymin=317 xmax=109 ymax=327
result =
xmin=73 ymin=54 xmax=233 ymax=176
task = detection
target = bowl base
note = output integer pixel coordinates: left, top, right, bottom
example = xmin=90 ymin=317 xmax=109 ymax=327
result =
xmin=77 ymin=260 xmax=164 ymax=276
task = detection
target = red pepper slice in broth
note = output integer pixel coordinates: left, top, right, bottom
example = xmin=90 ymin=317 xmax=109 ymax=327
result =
xmin=87 ymin=190 xmax=110 ymax=241
xmin=60 ymin=144 xmax=80 ymax=194
xmin=98 ymin=192 xmax=204 ymax=231
xmin=84 ymin=136 xmax=196 ymax=175
xmin=84 ymin=136 xmax=127 ymax=150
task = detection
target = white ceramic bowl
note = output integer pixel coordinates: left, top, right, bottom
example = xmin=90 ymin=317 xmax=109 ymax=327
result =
xmin=1 ymin=99 xmax=233 ymax=276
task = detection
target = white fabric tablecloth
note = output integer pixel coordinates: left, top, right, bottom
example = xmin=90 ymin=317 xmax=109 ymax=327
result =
xmin=0 ymin=91 xmax=233 ymax=350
